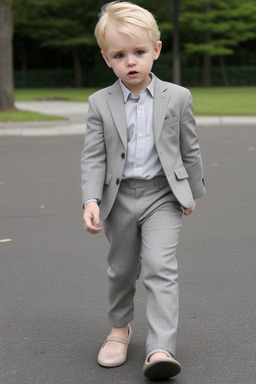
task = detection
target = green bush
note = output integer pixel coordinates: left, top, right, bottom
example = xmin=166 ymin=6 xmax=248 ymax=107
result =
xmin=14 ymin=69 xmax=76 ymax=88
xmin=14 ymin=64 xmax=256 ymax=88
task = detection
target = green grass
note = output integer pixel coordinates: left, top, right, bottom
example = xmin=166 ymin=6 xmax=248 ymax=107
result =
xmin=14 ymin=87 xmax=256 ymax=116
xmin=14 ymin=88 xmax=99 ymax=102
xmin=0 ymin=109 xmax=63 ymax=122
xmin=1 ymin=87 xmax=255 ymax=122
xmin=13 ymin=87 xmax=256 ymax=115
xmin=189 ymin=87 xmax=256 ymax=116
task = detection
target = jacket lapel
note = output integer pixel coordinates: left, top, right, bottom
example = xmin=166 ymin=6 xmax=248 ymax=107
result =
xmin=105 ymin=77 xmax=170 ymax=148
xmin=106 ymin=81 xmax=127 ymax=149
xmin=153 ymin=78 xmax=169 ymax=144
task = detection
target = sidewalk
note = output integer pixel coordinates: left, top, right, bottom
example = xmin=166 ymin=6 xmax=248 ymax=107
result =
xmin=0 ymin=101 xmax=88 ymax=137
xmin=0 ymin=101 xmax=255 ymax=136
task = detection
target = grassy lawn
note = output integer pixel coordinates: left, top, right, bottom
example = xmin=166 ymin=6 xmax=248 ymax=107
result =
xmin=1 ymin=87 xmax=255 ymax=122
xmin=0 ymin=109 xmax=63 ymax=122
xmin=189 ymin=87 xmax=256 ymax=116
xmin=14 ymin=87 xmax=256 ymax=115
xmin=14 ymin=88 xmax=99 ymax=102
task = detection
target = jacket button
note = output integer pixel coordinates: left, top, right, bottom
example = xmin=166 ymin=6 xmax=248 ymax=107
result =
xmin=116 ymin=178 xmax=120 ymax=185
xmin=121 ymin=153 xmax=125 ymax=159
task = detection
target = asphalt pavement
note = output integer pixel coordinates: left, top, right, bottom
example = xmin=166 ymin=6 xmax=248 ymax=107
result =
xmin=0 ymin=102 xmax=256 ymax=383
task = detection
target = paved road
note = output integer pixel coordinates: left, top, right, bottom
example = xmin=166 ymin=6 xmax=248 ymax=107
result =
xmin=1 ymin=124 xmax=256 ymax=383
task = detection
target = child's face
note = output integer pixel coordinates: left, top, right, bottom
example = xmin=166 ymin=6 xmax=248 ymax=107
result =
xmin=101 ymin=23 xmax=161 ymax=96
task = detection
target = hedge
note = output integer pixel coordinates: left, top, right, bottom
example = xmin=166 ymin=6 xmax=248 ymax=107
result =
xmin=14 ymin=65 xmax=256 ymax=88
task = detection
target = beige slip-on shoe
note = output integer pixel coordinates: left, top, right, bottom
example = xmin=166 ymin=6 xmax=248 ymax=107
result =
xmin=143 ymin=353 xmax=181 ymax=379
xmin=97 ymin=325 xmax=132 ymax=367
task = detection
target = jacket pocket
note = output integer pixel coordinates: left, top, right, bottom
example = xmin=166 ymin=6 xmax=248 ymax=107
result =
xmin=163 ymin=116 xmax=178 ymax=126
xmin=174 ymin=165 xmax=189 ymax=180
xmin=104 ymin=172 xmax=112 ymax=185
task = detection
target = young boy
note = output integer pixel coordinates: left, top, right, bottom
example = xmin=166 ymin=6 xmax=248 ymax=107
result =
xmin=81 ymin=1 xmax=205 ymax=379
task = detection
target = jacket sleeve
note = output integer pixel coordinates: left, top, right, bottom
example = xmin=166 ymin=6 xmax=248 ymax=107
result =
xmin=179 ymin=89 xmax=206 ymax=199
xmin=81 ymin=95 xmax=106 ymax=204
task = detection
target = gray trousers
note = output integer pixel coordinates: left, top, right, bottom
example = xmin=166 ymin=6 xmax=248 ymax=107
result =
xmin=103 ymin=176 xmax=183 ymax=357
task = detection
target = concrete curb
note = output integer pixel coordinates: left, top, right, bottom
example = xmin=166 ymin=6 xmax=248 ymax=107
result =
xmin=195 ymin=116 xmax=256 ymax=127
xmin=1 ymin=117 xmax=256 ymax=137
xmin=0 ymin=122 xmax=85 ymax=137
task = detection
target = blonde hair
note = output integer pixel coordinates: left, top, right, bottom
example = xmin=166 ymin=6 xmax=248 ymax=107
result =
xmin=94 ymin=1 xmax=161 ymax=51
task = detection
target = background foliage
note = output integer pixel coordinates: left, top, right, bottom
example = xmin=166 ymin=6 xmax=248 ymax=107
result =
xmin=10 ymin=0 xmax=256 ymax=88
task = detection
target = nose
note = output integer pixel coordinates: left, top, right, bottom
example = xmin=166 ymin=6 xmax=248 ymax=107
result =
xmin=126 ymin=54 xmax=136 ymax=66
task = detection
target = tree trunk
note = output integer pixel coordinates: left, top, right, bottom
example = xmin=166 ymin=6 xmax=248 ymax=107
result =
xmin=72 ymin=47 xmax=82 ymax=88
xmin=202 ymin=49 xmax=211 ymax=86
xmin=21 ymin=45 xmax=27 ymax=88
xmin=202 ymin=4 xmax=212 ymax=87
xmin=0 ymin=0 xmax=14 ymax=111
xmin=172 ymin=0 xmax=180 ymax=85
xmin=219 ymin=55 xmax=230 ymax=86
xmin=194 ymin=56 xmax=200 ymax=86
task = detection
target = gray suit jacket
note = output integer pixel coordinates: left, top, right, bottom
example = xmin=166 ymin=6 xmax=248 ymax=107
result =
xmin=81 ymin=75 xmax=205 ymax=220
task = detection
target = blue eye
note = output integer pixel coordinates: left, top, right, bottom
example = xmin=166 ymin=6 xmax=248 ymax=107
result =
xmin=115 ymin=53 xmax=124 ymax=59
xmin=136 ymin=50 xmax=145 ymax=56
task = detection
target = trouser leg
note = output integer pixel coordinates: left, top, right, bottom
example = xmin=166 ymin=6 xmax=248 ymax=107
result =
xmin=104 ymin=185 xmax=141 ymax=327
xmin=141 ymin=200 xmax=182 ymax=356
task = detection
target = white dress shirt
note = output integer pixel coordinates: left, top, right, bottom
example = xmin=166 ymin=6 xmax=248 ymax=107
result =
xmin=119 ymin=73 xmax=164 ymax=180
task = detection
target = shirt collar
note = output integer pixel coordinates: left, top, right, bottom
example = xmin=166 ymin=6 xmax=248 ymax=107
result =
xmin=119 ymin=73 xmax=155 ymax=103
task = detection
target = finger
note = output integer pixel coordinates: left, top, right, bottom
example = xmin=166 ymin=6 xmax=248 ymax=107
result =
xmin=84 ymin=222 xmax=102 ymax=234
xmin=84 ymin=217 xmax=102 ymax=234
xmin=93 ymin=215 xmax=100 ymax=225
xmin=183 ymin=208 xmax=194 ymax=215
xmin=86 ymin=226 xmax=102 ymax=234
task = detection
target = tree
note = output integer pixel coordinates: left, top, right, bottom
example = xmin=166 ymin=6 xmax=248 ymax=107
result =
xmin=180 ymin=0 xmax=256 ymax=86
xmin=0 ymin=0 xmax=14 ymax=111
xmin=172 ymin=0 xmax=180 ymax=85
xmin=13 ymin=0 xmax=97 ymax=88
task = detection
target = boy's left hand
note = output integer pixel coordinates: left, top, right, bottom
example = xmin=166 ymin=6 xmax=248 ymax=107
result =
xmin=183 ymin=199 xmax=196 ymax=215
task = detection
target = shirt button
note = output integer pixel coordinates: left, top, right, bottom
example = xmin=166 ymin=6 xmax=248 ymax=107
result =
xmin=116 ymin=178 xmax=120 ymax=185
xmin=121 ymin=153 xmax=125 ymax=159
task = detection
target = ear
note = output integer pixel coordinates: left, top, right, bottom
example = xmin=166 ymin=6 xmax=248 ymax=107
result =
xmin=153 ymin=41 xmax=162 ymax=61
xmin=101 ymin=50 xmax=112 ymax=68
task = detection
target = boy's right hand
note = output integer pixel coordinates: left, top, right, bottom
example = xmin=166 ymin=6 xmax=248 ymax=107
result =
xmin=83 ymin=202 xmax=102 ymax=234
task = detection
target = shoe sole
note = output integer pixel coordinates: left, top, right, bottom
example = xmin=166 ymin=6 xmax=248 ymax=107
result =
xmin=144 ymin=360 xmax=181 ymax=379
xmin=97 ymin=358 xmax=126 ymax=368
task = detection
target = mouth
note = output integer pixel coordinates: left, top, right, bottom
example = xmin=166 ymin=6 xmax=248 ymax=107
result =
xmin=128 ymin=71 xmax=138 ymax=76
